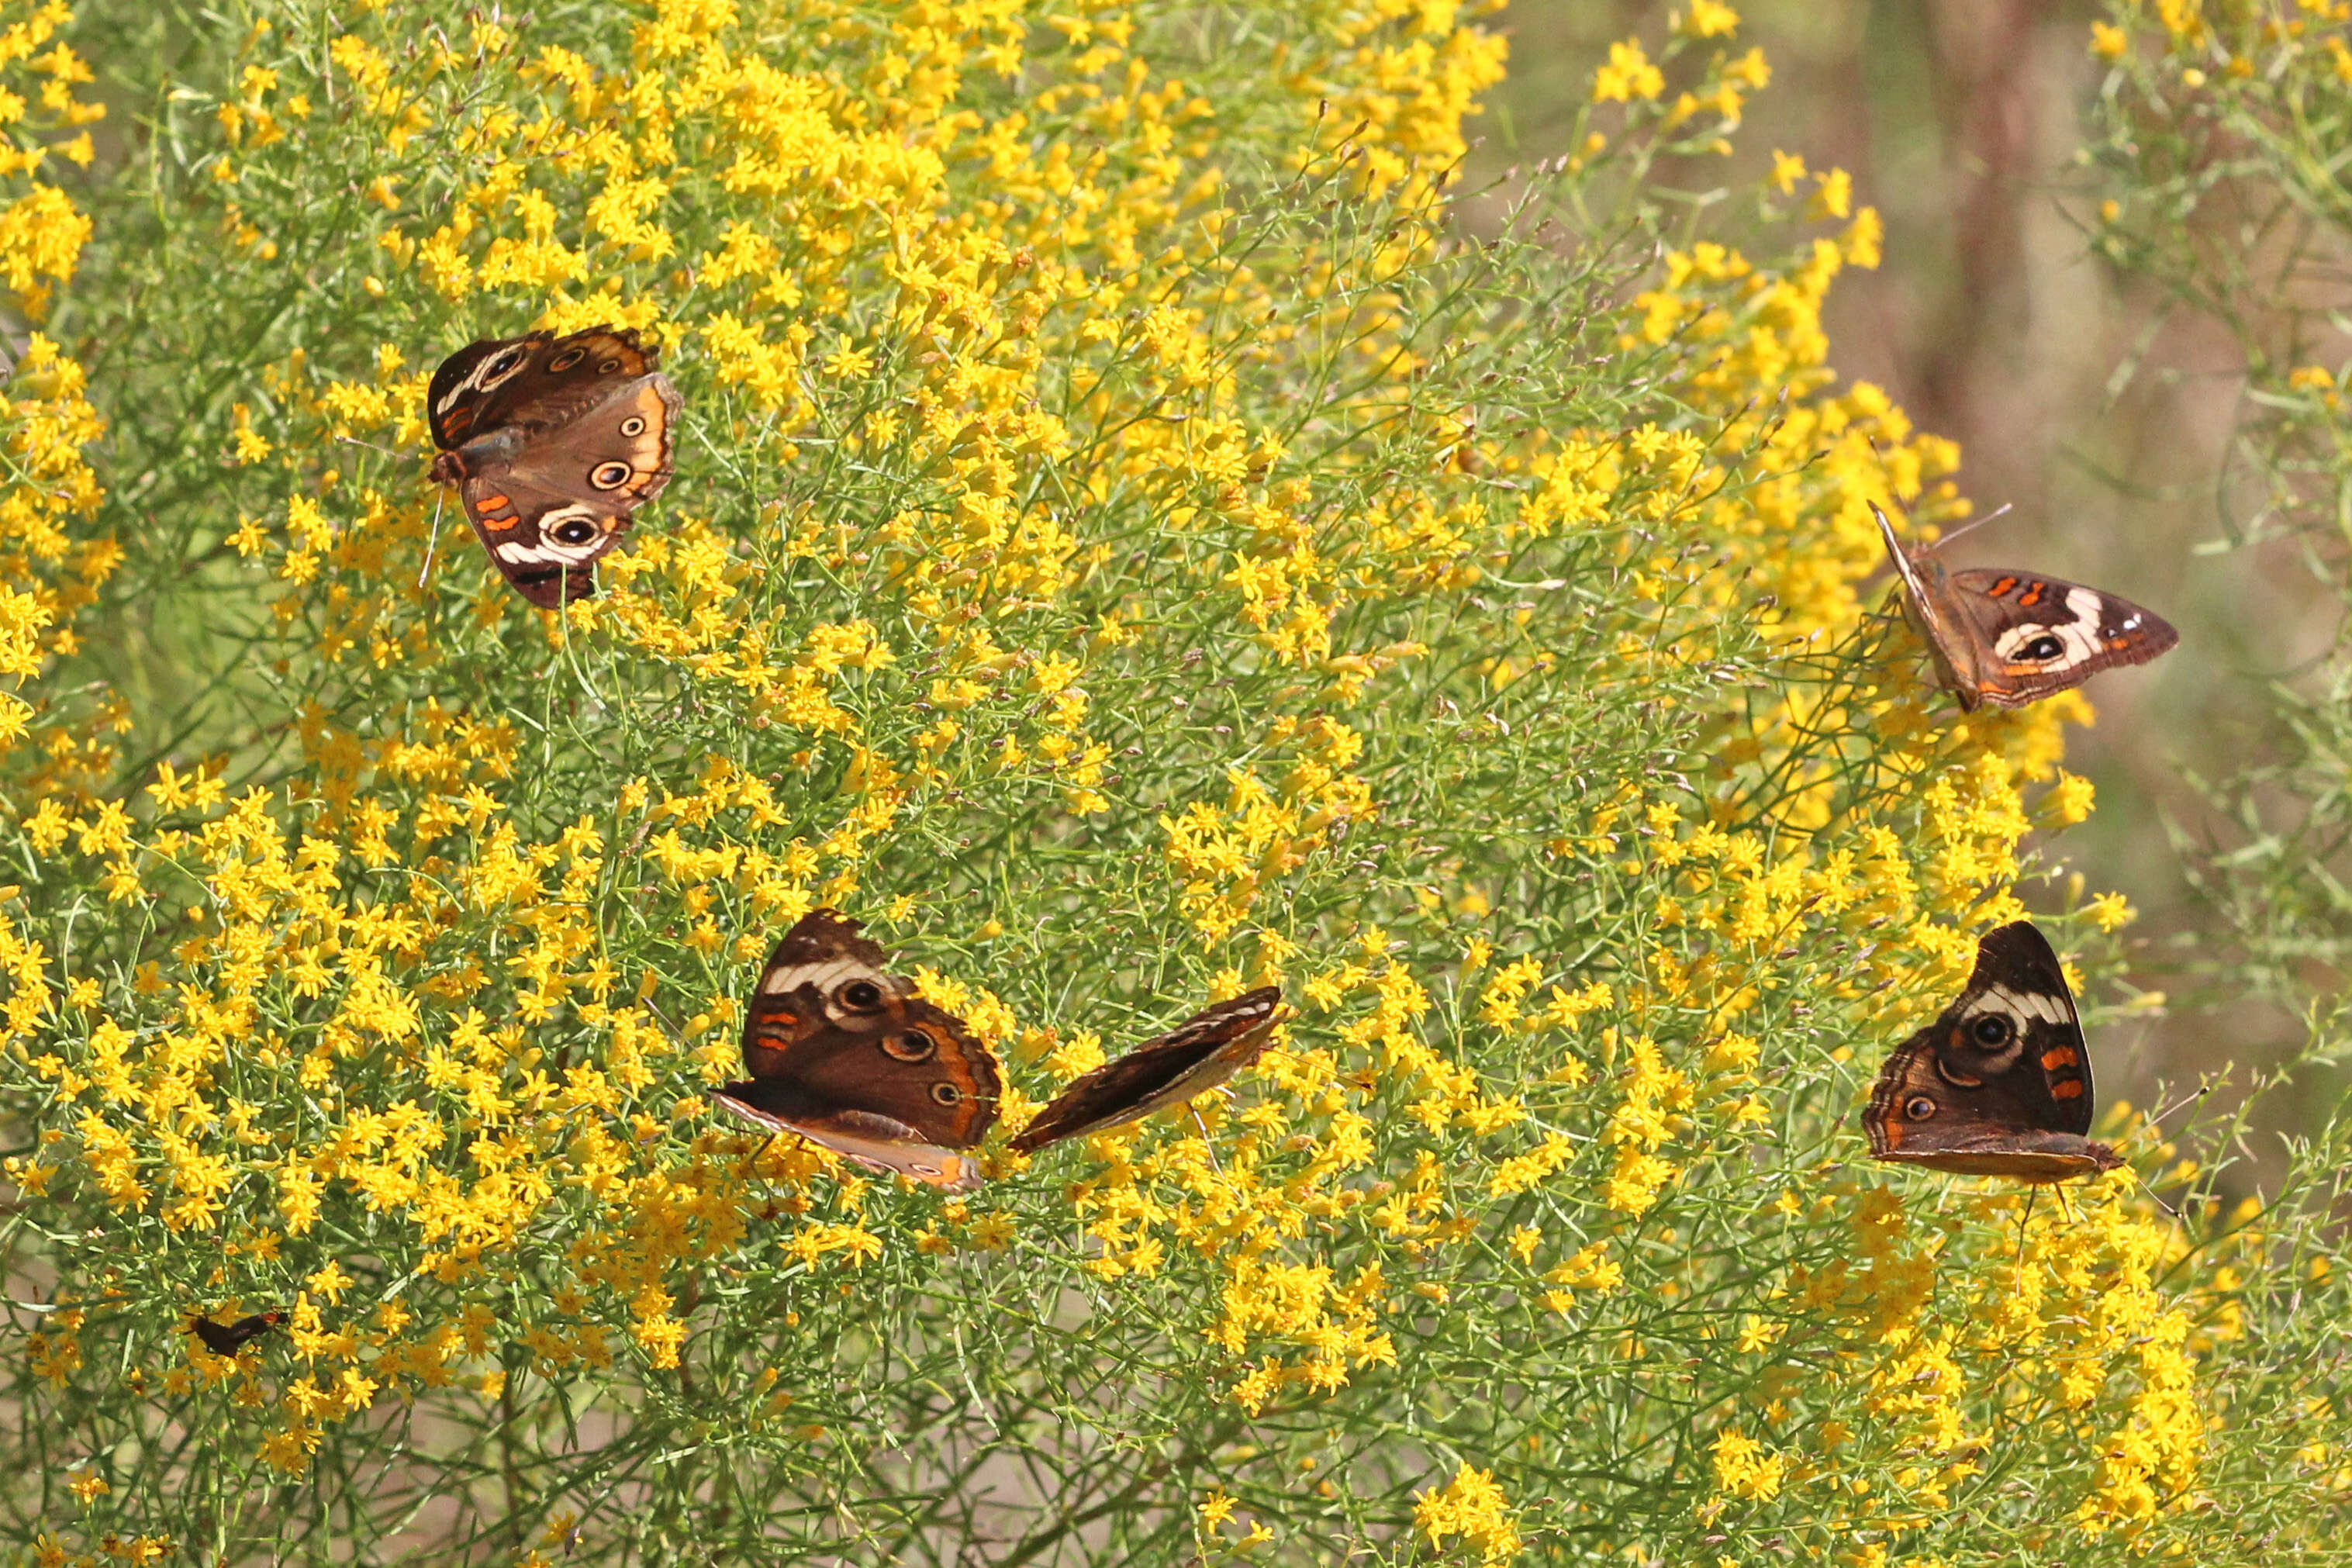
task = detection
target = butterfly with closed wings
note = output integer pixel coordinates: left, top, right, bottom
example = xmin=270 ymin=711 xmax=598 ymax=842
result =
xmin=1011 ymin=988 xmax=1284 ymax=1154
xmin=1872 ymin=502 xmax=2176 ymax=711
xmin=427 ymin=326 xmax=682 ymax=607
xmin=715 ymin=910 xmax=1001 ymax=1191
xmin=1863 ymin=920 xmax=2123 ymax=1183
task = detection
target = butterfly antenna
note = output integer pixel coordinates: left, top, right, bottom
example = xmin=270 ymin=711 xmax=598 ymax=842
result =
xmin=737 ymin=1131 xmax=779 ymax=1182
xmin=1919 ymin=502 xmax=2015 ymax=556
xmin=2143 ymin=1083 xmax=2215 ymax=1129
xmin=335 ymin=433 xmax=405 ymax=460
xmin=419 ymin=490 xmax=445 ymax=590
xmin=2128 ymin=1162 xmax=2184 ymax=1221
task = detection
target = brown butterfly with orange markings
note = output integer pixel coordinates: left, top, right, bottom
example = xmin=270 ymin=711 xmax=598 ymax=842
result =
xmin=1862 ymin=921 xmax=2122 ymax=1183
xmin=1872 ymin=502 xmax=2176 ymax=711
xmin=190 ymin=1309 xmax=281 ymax=1357
xmin=714 ymin=910 xmax=1000 ymax=1191
xmin=1010 ymin=988 xmax=1284 ymax=1154
xmin=427 ymin=326 xmax=681 ymax=607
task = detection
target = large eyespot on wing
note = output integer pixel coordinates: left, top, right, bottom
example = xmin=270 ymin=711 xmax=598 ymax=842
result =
xmin=744 ymin=909 xmax=911 ymax=1029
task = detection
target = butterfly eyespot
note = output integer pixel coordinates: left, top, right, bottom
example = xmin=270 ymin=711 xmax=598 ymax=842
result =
xmin=597 ymin=357 xmax=623 ymax=374
xmin=482 ymin=348 xmax=527 ymax=380
xmin=547 ymin=347 xmax=588 ymax=371
xmin=836 ymin=979 xmax=886 ymax=1012
xmin=589 ymin=460 xmax=634 ymax=490
xmin=930 ymin=1083 xmax=963 ymax=1105
xmin=619 ymin=416 xmax=648 ymax=437
xmin=1970 ymin=1014 xmax=2015 ymax=1047
xmin=2020 ymin=635 xmax=2066 ymax=661
xmin=1905 ymin=1095 xmax=1937 ymax=1121
xmin=549 ymin=518 xmax=600 ymax=546
xmin=882 ymin=1028 xmax=937 ymax=1063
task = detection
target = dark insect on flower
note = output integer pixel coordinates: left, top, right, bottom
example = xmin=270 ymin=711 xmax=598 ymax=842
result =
xmin=190 ymin=1310 xmax=282 ymax=1357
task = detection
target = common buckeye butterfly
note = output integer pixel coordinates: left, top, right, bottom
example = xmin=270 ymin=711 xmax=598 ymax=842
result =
xmin=427 ymin=326 xmax=681 ymax=607
xmin=715 ymin=910 xmax=1000 ymax=1191
xmin=1862 ymin=920 xmax=2123 ymax=1182
xmin=1872 ymin=502 xmax=2176 ymax=711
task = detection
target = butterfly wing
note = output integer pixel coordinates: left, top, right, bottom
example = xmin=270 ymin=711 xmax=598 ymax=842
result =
xmin=427 ymin=326 xmax=659 ymax=452
xmin=716 ymin=1003 xmax=997 ymax=1191
xmin=1944 ymin=568 xmax=2178 ymax=709
xmin=1872 ymin=502 xmax=1983 ymax=708
xmin=1010 ymin=988 xmax=1283 ymax=1154
xmin=192 ymin=1310 xmax=281 ymax=1356
xmin=722 ymin=910 xmax=1000 ymax=1190
xmin=739 ymin=909 xmax=914 ymax=1078
xmin=1862 ymin=922 xmax=2119 ymax=1182
xmin=455 ymin=374 xmax=679 ymax=607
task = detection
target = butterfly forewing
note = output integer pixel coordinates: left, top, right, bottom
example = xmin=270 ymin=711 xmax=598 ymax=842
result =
xmin=1011 ymin=988 xmax=1284 ymax=1154
xmin=1874 ymin=503 xmax=1981 ymax=703
xmin=1946 ymin=568 xmax=2178 ymax=709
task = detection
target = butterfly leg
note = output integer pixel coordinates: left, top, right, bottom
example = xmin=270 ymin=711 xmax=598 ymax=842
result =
xmin=420 ymin=489 xmax=445 ymax=591
xmin=2011 ymin=1185 xmax=2039 ymax=1297
xmin=1191 ymin=1103 xmax=1223 ymax=1172
xmin=737 ymin=1131 xmax=779 ymax=1182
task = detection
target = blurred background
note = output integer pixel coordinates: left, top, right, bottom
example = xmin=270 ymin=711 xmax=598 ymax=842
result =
xmin=1475 ymin=0 xmax=2342 ymax=1146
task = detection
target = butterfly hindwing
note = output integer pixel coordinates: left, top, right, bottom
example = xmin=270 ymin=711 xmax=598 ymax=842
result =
xmin=1862 ymin=922 xmax=2120 ymax=1182
xmin=454 ymin=375 xmax=680 ymax=607
xmin=1011 ymin=987 xmax=1284 ymax=1154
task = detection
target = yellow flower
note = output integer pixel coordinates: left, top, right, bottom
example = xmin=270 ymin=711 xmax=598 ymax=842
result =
xmin=1593 ymin=39 xmax=1666 ymax=105
xmin=1414 ymin=1463 xmax=1522 ymax=1563
xmin=1680 ymin=1 xmax=1740 ymax=39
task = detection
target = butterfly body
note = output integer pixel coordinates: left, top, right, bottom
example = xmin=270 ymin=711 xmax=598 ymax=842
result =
xmin=427 ymin=326 xmax=681 ymax=608
xmin=191 ymin=1310 xmax=281 ymax=1357
xmin=717 ymin=910 xmax=1000 ymax=1191
xmin=1863 ymin=921 xmax=2122 ymax=1183
xmin=1011 ymin=988 xmax=1284 ymax=1154
xmin=1872 ymin=503 xmax=2176 ymax=710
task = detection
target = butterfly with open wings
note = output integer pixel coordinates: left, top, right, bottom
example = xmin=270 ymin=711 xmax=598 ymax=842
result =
xmin=1863 ymin=920 xmax=2123 ymax=1183
xmin=427 ymin=326 xmax=682 ymax=608
xmin=190 ymin=1309 xmax=282 ymax=1358
xmin=715 ymin=910 xmax=1000 ymax=1191
xmin=1872 ymin=502 xmax=2176 ymax=711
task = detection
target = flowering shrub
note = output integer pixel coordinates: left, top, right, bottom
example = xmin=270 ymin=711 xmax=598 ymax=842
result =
xmin=0 ymin=0 xmax=2333 ymax=1562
